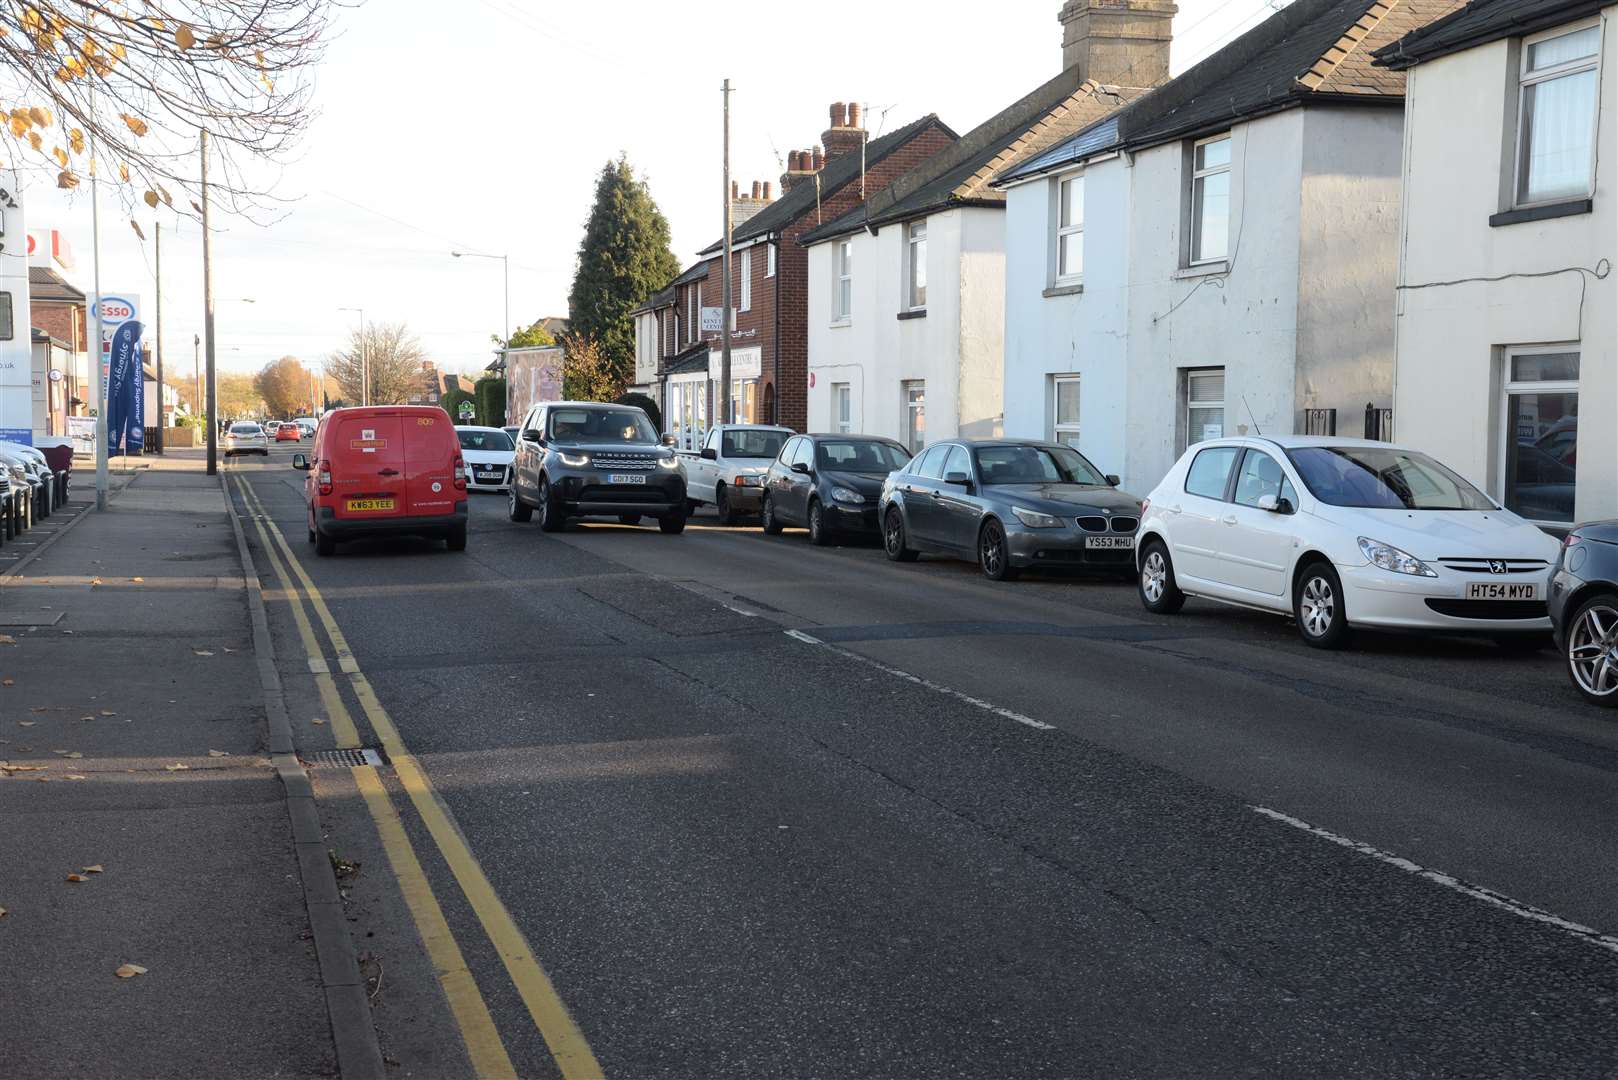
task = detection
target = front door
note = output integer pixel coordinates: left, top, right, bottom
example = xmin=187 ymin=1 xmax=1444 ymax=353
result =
xmin=1171 ymin=444 xmax=1242 ymax=584
xmin=783 ymin=438 xmax=817 ymax=524
xmin=1220 ymin=449 xmax=1297 ymax=597
xmin=933 ymin=445 xmax=982 ymax=552
xmin=902 ymin=445 xmax=948 ymax=544
xmin=514 ymin=407 xmax=544 ymax=498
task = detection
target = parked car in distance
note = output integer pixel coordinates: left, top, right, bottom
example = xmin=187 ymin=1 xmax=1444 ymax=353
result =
xmin=0 ymin=445 xmax=46 ymax=520
xmin=455 ymin=425 xmax=515 ymax=492
xmin=508 ymin=401 xmax=687 ymax=533
xmin=877 ymin=439 xmax=1140 ymax=580
xmin=263 ymin=420 xmax=282 ymax=436
xmin=761 ymin=434 xmax=914 ymax=546
xmin=0 ymin=442 xmax=56 ymax=515
xmin=1550 ymin=522 xmax=1618 ymax=708
xmin=292 ymin=406 xmax=468 ymax=555
xmin=224 ymin=421 xmax=269 ymax=457
xmin=1136 ymin=436 xmax=1561 ymax=649
xmin=276 ymin=423 xmax=302 ymax=442
xmin=294 ymin=417 xmax=318 ymax=437
xmin=683 ymin=424 xmax=793 ymax=523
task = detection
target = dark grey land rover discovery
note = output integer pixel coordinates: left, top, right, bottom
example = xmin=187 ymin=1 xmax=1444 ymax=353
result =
xmin=508 ymin=401 xmax=688 ymax=533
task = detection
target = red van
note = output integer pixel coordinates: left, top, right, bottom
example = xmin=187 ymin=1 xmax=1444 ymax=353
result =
xmin=293 ymin=406 xmax=468 ymax=555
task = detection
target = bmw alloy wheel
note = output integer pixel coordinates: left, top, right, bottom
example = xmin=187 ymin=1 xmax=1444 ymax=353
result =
xmin=1567 ymin=600 xmax=1618 ymax=701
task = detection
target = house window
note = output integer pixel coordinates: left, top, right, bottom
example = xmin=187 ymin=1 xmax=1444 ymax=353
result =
xmin=1055 ymin=174 xmax=1084 ymax=283
xmin=740 ymin=248 xmax=752 ymax=312
xmin=687 ymin=288 xmax=697 ymax=343
xmin=832 ymin=382 xmax=851 ymax=433
xmin=1182 ymin=367 xmax=1225 ymax=450
xmin=1517 ymin=23 xmax=1601 ymax=206
xmin=766 ymin=242 xmax=776 ymax=278
xmin=903 ymin=380 xmax=925 ymax=452
xmin=1051 ymin=375 xmax=1080 ymax=447
xmin=1503 ymin=347 xmax=1579 ymax=522
xmin=905 ymin=221 xmax=927 ymax=310
xmin=834 ymin=240 xmax=853 ymax=322
xmin=1189 ymin=134 xmax=1231 ymax=264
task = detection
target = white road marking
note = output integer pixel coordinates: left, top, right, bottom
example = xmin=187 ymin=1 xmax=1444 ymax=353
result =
xmin=1251 ymin=805 xmax=1618 ymax=956
xmin=783 ymin=629 xmax=1056 ymax=732
xmin=723 ymin=604 xmax=760 ymax=618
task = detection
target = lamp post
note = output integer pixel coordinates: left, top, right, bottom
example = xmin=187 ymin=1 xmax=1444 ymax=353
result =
xmin=338 ymin=307 xmax=367 ymax=405
xmin=450 ymin=251 xmax=509 ymax=422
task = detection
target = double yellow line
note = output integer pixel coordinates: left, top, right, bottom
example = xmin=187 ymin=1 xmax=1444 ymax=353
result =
xmin=234 ymin=476 xmax=603 ymax=1080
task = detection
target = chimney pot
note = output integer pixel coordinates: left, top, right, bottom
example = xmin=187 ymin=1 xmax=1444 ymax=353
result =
xmin=830 ymin=101 xmax=847 ymax=127
xmin=847 ymin=101 xmax=863 ymax=129
xmin=751 ymin=180 xmax=761 ymax=199
xmin=812 ymin=146 xmax=824 ymax=171
xmin=731 ymin=180 xmax=739 ymax=199
xmin=763 ymin=181 xmax=772 ymax=200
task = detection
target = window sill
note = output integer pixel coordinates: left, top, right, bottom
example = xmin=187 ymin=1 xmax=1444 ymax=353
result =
xmin=1043 ymin=283 xmax=1084 ymax=298
xmin=897 ymin=309 xmax=927 ymax=321
xmin=829 ymin=318 xmax=851 ymax=329
xmin=1174 ymin=261 xmax=1229 ymax=280
xmin=1489 ymin=198 xmax=1592 ymax=228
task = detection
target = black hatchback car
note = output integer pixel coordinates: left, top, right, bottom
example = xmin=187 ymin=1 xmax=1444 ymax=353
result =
xmin=760 ymin=434 xmax=913 ymax=545
xmin=508 ymin=401 xmax=688 ymax=533
xmin=1550 ymin=521 xmax=1618 ymax=708
xmin=879 ymin=439 xmax=1143 ymax=580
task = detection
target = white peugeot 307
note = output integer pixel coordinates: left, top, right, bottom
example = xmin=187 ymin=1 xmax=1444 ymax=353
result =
xmin=1135 ymin=436 xmax=1562 ymax=649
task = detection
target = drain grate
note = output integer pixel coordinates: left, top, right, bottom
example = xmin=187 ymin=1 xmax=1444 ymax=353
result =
xmin=302 ymin=748 xmax=384 ymax=768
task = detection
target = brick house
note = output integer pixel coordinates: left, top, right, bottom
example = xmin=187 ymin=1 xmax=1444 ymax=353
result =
xmin=637 ymin=104 xmax=958 ymax=444
xmin=28 ymin=265 xmax=91 ymax=424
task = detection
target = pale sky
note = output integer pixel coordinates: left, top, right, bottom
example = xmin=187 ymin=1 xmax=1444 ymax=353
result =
xmin=19 ymin=0 xmax=1286 ymax=381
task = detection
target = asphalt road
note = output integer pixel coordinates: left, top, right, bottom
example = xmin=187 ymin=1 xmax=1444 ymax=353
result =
xmin=229 ymin=446 xmax=1618 ymax=1078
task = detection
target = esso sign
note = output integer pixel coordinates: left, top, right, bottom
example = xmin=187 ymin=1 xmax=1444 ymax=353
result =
xmin=101 ymin=301 xmax=133 ymax=321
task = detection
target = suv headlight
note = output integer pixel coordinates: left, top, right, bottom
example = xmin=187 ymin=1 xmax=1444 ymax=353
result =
xmin=558 ymin=451 xmax=590 ymax=467
xmin=1011 ymin=506 xmax=1064 ymax=529
xmin=830 ymin=486 xmax=864 ymax=504
xmin=657 ymin=455 xmax=679 ymax=469
xmin=1357 ymin=537 xmax=1437 ymax=578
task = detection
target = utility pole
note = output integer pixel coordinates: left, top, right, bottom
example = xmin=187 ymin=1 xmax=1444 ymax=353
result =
xmin=153 ymin=222 xmax=164 ymax=453
xmin=201 ymin=130 xmax=218 ymax=475
xmin=89 ymin=128 xmax=108 ymax=509
xmin=720 ymin=78 xmax=733 ymax=425
xmin=193 ymin=334 xmax=200 ymax=419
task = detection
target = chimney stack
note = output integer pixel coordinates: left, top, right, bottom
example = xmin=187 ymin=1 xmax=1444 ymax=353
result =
xmin=731 ymin=178 xmax=773 ymax=227
xmin=812 ymin=145 xmax=825 ymax=171
xmin=821 ymin=98 xmax=866 ymax=162
xmin=780 ymin=150 xmax=818 ymax=195
xmin=1059 ymin=0 xmax=1177 ymax=89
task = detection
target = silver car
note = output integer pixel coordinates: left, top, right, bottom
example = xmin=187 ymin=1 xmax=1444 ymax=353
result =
xmin=224 ymin=421 xmax=269 ymax=457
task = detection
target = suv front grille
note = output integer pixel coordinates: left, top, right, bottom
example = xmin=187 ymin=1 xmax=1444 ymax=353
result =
xmin=591 ymin=455 xmax=657 ymax=471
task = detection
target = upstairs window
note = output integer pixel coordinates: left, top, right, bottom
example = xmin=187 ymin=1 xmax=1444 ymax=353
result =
xmin=905 ymin=220 xmax=927 ymax=310
xmin=687 ymin=287 xmax=697 ymax=343
xmin=740 ymin=248 xmax=753 ymax=312
xmin=1189 ymin=134 xmax=1231 ymax=265
xmin=834 ymin=240 xmax=853 ymax=322
xmin=1517 ymin=23 xmax=1601 ymax=206
xmin=1055 ymin=174 xmax=1084 ymax=284
xmin=766 ymin=242 xmax=776 ymax=278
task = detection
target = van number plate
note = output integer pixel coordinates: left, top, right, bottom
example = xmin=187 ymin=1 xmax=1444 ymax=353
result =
xmin=1466 ymin=582 xmax=1538 ymax=601
xmin=608 ymin=474 xmax=647 ymax=485
xmin=346 ymin=498 xmax=395 ymax=512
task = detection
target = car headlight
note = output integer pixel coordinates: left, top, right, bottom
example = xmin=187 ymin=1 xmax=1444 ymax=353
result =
xmin=1011 ymin=506 xmax=1065 ymax=529
xmin=657 ymin=455 xmax=680 ymax=469
xmin=1357 ymin=537 xmax=1437 ymax=578
xmin=558 ymin=451 xmax=590 ymax=467
xmin=830 ymin=486 xmax=864 ymax=504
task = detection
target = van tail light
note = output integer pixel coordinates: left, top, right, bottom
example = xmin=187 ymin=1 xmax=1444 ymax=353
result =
xmin=317 ymin=460 xmax=333 ymax=496
xmin=453 ymin=456 xmax=467 ymax=491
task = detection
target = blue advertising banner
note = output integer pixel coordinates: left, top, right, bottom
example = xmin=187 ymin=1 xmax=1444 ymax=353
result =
xmin=105 ymin=319 xmax=144 ymax=454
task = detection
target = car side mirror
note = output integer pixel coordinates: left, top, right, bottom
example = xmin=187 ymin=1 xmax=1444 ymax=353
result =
xmin=522 ymin=429 xmax=543 ymax=444
xmin=291 ymin=453 xmax=310 ymax=471
xmin=1105 ymin=474 xmax=1121 ymax=487
xmin=700 ymin=447 xmax=718 ymax=460
xmin=661 ymin=434 xmax=678 ymax=448
xmin=1257 ymin=494 xmax=1293 ymax=514
xmin=943 ymin=471 xmax=972 ymax=488
xmin=790 ymin=461 xmax=810 ymax=475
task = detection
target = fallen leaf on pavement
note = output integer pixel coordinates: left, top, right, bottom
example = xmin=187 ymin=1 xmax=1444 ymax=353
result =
xmin=0 ymin=907 xmax=7 ymax=918
xmin=65 ymin=774 xmax=86 ymax=781
xmin=65 ymin=873 xmax=88 ymax=883
xmin=208 ymin=750 xmax=230 ymax=757
xmin=130 ymin=577 xmax=144 ymax=583
xmin=82 ymin=865 xmax=103 ymax=873
xmin=0 ymin=763 xmax=47 ymax=773
xmin=17 ymin=721 xmax=35 ymax=728
xmin=1 ymin=678 xmax=13 ymax=687
xmin=311 ymin=718 xmax=326 ymax=726
xmin=89 ymin=578 xmax=102 ymax=586
xmin=51 ymin=749 xmax=69 ymax=755
xmin=29 ymin=707 xmax=49 ymax=713
xmin=163 ymin=763 xmax=189 ymax=772
xmin=194 ymin=650 xmax=214 ymax=657
xmin=114 ymin=963 xmax=147 ymax=978
xmin=99 ymin=710 xmax=116 ymax=717
xmin=223 ymin=647 xmax=237 ymax=653
xmin=80 ymin=716 xmax=94 ymax=722
xmin=0 ymin=635 xmax=15 ymax=646
xmin=65 ymin=752 xmax=82 ymax=759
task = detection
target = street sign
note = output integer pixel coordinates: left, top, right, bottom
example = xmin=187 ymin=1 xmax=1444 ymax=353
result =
xmin=457 ymin=400 xmax=475 ymax=421
xmin=700 ymin=306 xmax=727 ymax=333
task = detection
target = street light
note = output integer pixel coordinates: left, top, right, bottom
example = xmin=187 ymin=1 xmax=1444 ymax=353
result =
xmin=338 ymin=306 xmax=367 ymax=405
xmin=451 ymin=250 xmax=510 ymax=422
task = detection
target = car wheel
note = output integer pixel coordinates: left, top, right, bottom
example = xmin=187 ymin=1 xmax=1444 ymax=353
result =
xmin=315 ymin=531 xmax=336 ymax=558
xmin=807 ymin=499 xmax=832 ymax=546
xmin=883 ymin=506 xmax=919 ymax=563
xmin=1138 ymin=541 xmax=1186 ymax=614
xmin=687 ymin=499 xmax=701 ymax=515
xmin=1295 ymin=561 xmax=1351 ymax=649
xmin=659 ymin=509 xmax=687 ymax=535
xmin=536 ymin=477 xmax=563 ymax=533
xmin=446 ymin=526 xmax=467 ymax=552
xmin=508 ymin=483 xmax=533 ymax=523
xmin=1564 ymin=593 xmax=1618 ymax=707
xmin=618 ymin=514 xmax=643 ymax=526
xmin=716 ymin=484 xmax=737 ymax=526
xmin=761 ymin=492 xmax=783 ymax=535
xmin=978 ymin=519 xmax=1019 ymax=581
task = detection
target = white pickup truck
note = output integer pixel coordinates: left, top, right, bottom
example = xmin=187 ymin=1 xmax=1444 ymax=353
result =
xmin=680 ymin=424 xmax=794 ymax=523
